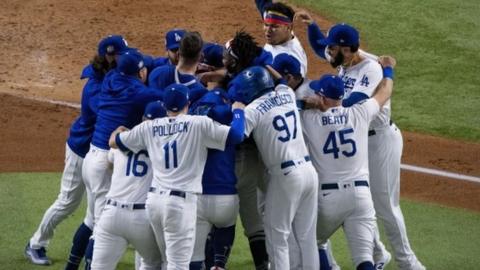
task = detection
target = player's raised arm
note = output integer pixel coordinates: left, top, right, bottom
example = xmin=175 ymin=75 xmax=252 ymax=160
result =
xmin=295 ymin=10 xmax=327 ymax=59
xmin=371 ymin=56 xmax=396 ymax=107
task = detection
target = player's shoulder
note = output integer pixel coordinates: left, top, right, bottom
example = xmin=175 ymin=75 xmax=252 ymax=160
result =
xmin=150 ymin=64 xmax=174 ymax=78
xmin=359 ymin=57 xmax=382 ymax=73
xmin=295 ymin=79 xmax=314 ymax=99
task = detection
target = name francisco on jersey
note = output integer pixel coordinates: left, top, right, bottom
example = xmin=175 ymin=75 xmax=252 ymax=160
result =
xmin=152 ymin=120 xmax=189 ymax=137
xmin=256 ymin=93 xmax=294 ymax=115
xmin=322 ymin=109 xmax=348 ymax=126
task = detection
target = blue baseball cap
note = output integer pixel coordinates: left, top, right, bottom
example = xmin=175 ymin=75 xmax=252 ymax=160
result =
xmin=98 ymin=35 xmax=131 ymax=57
xmin=144 ymin=100 xmax=167 ymax=119
xmin=164 ymin=83 xmax=189 ymax=112
xmin=117 ymin=50 xmax=145 ymax=76
xmin=319 ymin=23 xmax=359 ymax=47
xmin=202 ymin=43 xmax=224 ymax=68
xmin=165 ymin=29 xmax=186 ymax=51
xmin=309 ymin=74 xmax=345 ymax=100
xmin=272 ymin=53 xmax=302 ymax=76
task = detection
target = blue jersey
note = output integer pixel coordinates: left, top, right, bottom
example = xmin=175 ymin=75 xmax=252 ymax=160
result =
xmin=190 ymin=91 xmax=237 ymax=195
xmin=92 ymin=70 xmax=163 ymax=150
xmin=148 ymin=65 xmax=207 ymax=104
xmin=67 ymin=65 xmax=102 ymax=158
xmin=307 ymin=22 xmax=327 ymax=59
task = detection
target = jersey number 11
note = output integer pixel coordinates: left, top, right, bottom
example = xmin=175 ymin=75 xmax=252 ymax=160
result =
xmin=163 ymin=140 xmax=178 ymax=169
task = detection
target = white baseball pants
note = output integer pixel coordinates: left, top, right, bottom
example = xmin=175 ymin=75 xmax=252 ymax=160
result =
xmin=191 ymin=194 xmax=239 ymax=262
xmin=317 ymin=180 xmax=377 ymax=267
xmin=82 ymin=144 xmax=112 ymax=227
xmin=265 ymin=161 xmax=319 ymax=270
xmin=30 ymin=143 xmax=92 ymax=249
xmin=146 ymin=190 xmax=197 ymax=270
xmin=91 ymin=204 xmax=163 ymax=270
xmin=369 ymin=123 xmax=423 ymax=269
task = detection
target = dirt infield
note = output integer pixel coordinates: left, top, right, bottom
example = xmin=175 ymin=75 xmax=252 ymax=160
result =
xmin=0 ymin=0 xmax=479 ymax=211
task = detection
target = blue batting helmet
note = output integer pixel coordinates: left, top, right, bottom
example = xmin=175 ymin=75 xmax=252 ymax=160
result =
xmin=227 ymin=66 xmax=275 ymax=104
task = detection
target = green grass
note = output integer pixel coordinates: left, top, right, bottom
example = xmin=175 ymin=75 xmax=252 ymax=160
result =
xmin=2 ymin=172 xmax=480 ymax=269
xmin=291 ymin=0 xmax=480 ymax=142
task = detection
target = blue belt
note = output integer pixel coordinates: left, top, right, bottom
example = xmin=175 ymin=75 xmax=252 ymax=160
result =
xmin=280 ymin=156 xmax=311 ymax=169
xmin=149 ymin=187 xmax=186 ymax=198
xmin=106 ymin=199 xmax=145 ymax=210
xmin=321 ymin=180 xmax=369 ymax=190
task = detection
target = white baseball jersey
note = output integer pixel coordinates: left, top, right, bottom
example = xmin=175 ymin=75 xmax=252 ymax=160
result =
xmin=244 ymin=84 xmax=309 ymax=170
xmin=106 ymin=149 xmax=152 ymax=203
xmin=118 ymin=115 xmax=229 ymax=194
xmin=294 ymin=78 xmax=314 ymax=100
xmin=339 ymin=58 xmax=387 ymax=129
xmin=264 ymin=35 xmax=308 ymax=77
xmin=245 ymin=83 xmax=319 ymax=269
xmin=301 ymin=99 xmax=380 ymax=182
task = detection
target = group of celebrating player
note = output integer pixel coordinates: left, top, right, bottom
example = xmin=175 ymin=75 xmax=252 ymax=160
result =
xmin=24 ymin=1 xmax=426 ymax=270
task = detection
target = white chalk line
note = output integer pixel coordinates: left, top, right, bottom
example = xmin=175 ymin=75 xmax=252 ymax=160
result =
xmin=401 ymin=164 xmax=480 ymax=184
xmin=3 ymin=93 xmax=480 ymax=184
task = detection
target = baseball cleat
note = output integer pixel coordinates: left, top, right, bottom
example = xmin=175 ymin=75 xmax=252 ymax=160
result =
xmin=374 ymin=250 xmax=391 ymax=270
xmin=24 ymin=243 xmax=51 ymax=265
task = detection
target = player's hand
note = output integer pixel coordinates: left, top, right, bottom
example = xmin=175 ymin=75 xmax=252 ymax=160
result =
xmin=115 ymin=126 xmax=129 ymax=133
xmin=294 ymin=10 xmax=314 ymax=25
xmin=109 ymin=126 xmax=129 ymax=149
xmin=232 ymin=101 xmax=245 ymax=110
xmin=378 ymin=55 xmax=396 ymax=68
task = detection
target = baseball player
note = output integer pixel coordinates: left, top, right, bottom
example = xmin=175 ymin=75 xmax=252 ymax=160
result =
xmin=90 ymin=102 xmax=166 ymax=270
xmin=229 ymin=66 xmax=319 ymax=270
xmin=189 ymin=90 xmax=239 ymax=270
xmin=81 ymin=49 xmax=163 ymax=268
xmin=297 ymin=12 xmax=426 ymax=270
xmin=301 ymin=65 xmax=395 ymax=270
xmin=272 ymin=53 xmax=342 ymax=270
xmin=143 ymin=28 xmax=186 ymax=79
xmin=148 ymin=31 xmax=208 ymax=104
xmin=109 ymin=83 xmax=246 ymax=269
xmin=24 ymin=35 xmax=124 ymax=268
xmin=256 ymin=0 xmax=308 ymax=77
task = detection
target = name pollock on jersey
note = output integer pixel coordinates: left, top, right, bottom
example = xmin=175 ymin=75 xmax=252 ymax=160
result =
xmin=152 ymin=121 xmax=190 ymax=137
xmin=255 ymin=93 xmax=294 ymax=114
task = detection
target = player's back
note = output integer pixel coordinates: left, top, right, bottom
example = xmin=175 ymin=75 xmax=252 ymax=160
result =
xmin=245 ymin=84 xmax=309 ymax=169
xmin=67 ymin=64 xmax=102 ymax=157
xmin=129 ymin=114 xmax=230 ymax=194
xmin=106 ymin=149 xmax=153 ymax=203
xmin=92 ymin=70 xmax=162 ymax=150
xmin=301 ymin=99 xmax=380 ymax=182
xmin=148 ymin=65 xmax=207 ymax=103
xmin=339 ymin=58 xmax=389 ymax=129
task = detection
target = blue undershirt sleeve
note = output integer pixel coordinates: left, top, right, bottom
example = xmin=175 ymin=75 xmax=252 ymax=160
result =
xmin=308 ymin=22 xmax=327 ymax=59
xmin=115 ymin=133 xmax=131 ymax=152
xmin=255 ymin=0 xmax=272 ymax=18
xmin=342 ymin=92 xmax=370 ymax=107
xmin=226 ymin=109 xmax=245 ymax=145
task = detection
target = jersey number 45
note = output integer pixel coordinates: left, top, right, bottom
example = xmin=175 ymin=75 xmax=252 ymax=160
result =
xmin=323 ymin=128 xmax=357 ymax=159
